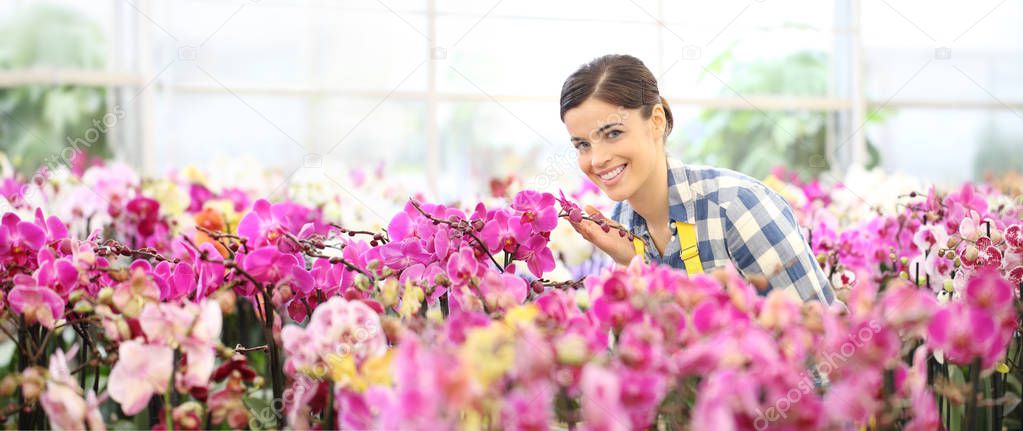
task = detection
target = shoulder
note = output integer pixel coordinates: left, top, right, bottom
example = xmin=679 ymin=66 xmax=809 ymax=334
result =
xmin=685 ymin=165 xmax=797 ymax=232
xmin=685 ymin=165 xmax=780 ymax=209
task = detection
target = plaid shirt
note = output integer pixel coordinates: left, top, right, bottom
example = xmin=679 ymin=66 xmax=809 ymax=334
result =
xmin=611 ymin=157 xmax=834 ymax=304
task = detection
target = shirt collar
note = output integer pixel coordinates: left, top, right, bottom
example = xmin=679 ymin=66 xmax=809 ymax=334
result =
xmin=665 ymin=156 xmax=696 ymax=225
xmin=626 ymin=156 xmax=696 ymax=238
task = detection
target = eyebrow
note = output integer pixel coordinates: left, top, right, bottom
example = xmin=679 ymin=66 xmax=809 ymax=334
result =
xmin=570 ymin=122 xmax=623 ymax=142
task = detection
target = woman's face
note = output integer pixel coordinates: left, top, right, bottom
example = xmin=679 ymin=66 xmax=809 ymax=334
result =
xmin=563 ymin=97 xmax=666 ymax=202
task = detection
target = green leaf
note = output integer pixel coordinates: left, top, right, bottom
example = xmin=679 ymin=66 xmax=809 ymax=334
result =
xmin=242 ymin=391 xmax=276 ymax=430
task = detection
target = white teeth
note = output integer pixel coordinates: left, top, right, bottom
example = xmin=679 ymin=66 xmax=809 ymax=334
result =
xmin=600 ymin=165 xmax=625 ymax=181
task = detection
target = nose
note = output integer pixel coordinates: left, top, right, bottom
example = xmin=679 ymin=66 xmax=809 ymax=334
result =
xmin=590 ymin=145 xmax=612 ymax=171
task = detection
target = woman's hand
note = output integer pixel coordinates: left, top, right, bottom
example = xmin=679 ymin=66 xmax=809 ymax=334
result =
xmin=568 ymin=205 xmax=638 ymax=266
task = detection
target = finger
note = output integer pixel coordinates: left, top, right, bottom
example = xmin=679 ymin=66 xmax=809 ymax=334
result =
xmin=584 ymin=204 xmax=627 ymax=230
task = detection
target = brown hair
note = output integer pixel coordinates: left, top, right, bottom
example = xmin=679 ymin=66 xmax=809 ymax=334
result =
xmin=559 ymin=54 xmax=674 ymax=140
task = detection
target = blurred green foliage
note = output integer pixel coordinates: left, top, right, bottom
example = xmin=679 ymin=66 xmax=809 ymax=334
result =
xmin=679 ymin=45 xmax=883 ymax=180
xmin=974 ymin=120 xmax=1023 ymax=180
xmin=0 ymin=4 xmax=111 ymax=175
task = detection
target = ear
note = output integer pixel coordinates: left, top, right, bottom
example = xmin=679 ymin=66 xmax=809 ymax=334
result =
xmin=649 ymin=104 xmax=667 ymax=139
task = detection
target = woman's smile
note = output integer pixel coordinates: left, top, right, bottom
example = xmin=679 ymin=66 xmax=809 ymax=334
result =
xmin=597 ymin=163 xmax=627 ymax=186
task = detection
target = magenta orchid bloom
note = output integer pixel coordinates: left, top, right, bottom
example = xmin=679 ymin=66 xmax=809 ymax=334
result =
xmin=511 ymin=190 xmax=558 ymax=232
xmin=124 ymin=196 xmax=161 ymax=237
xmin=35 ymin=249 xmax=79 ymax=297
xmin=173 ymin=239 xmax=226 ymax=300
xmin=187 ymin=183 xmax=214 ymax=213
xmin=514 ymin=235 xmax=556 ymax=278
xmin=480 ymin=210 xmax=530 ymax=254
xmin=309 ymin=256 xmax=353 ymax=299
xmin=237 ymin=199 xmax=325 ymax=248
xmin=241 ymin=246 xmax=314 ymax=295
xmin=9 ymin=274 xmax=64 ymax=329
xmin=446 ymin=246 xmax=481 ymax=287
xmin=0 ymin=212 xmax=48 ymax=266
xmin=927 ymin=302 xmax=1003 ymax=369
xmin=879 ymin=282 xmax=938 ymax=336
xmin=0 ymin=177 xmax=25 ymax=206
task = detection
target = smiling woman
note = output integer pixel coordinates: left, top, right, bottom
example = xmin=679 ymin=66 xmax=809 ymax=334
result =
xmin=560 ymin=54 xmax=834 ymax=303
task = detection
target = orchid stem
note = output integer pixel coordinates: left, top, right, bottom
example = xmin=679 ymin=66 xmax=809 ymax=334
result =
xmin=260 ymin=288 xmax=285 ymax=429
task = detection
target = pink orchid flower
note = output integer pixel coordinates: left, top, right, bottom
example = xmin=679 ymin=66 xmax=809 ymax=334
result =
xmin=511 ymin=190 xmax=558 ymax=232
xmin=108 ymin=340 xmax=174 ymax=415
xmin=478 ymin=271 xmax=528 ymax=312
xmin=927 ymin=302 xmax=1003 ymax=369
xmin=9 ymin=274 xmax=64 ymax=329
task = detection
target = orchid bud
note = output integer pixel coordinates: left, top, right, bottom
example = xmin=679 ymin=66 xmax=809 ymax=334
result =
xmin=963 ymin=246 xmax=979 ymax=262
xmin=991 ymin=229 xmax=1003 ymax=244
xmin=531 ymin=280 xmax=545 ymax=294
xmin=20 ymin=367 xmax=45 ymax=402
xmin=947 ymin=236 xmax=960 ymax=248
xmin=943 ymin=279 xmax=954 ymax=292
xmin=0 ymin=375 xmax=17 ymax=397
xmin=98 ymin=286 xmax=114 ymax=305
xmin=568 ymin=208 xmax=583 ymax=223
xmin=414 ymin=286 xmax=425 ymax=302
xmin=354 ymin=275 xmax=371 ymax=291
xmin=574 ymin=289 xmax=591 ymax=310
xmin=117 ymin=318 xmax=132 ymax=340
xmin=68 ymin=290 xmax=84 ymax=303
xmin=73 ymin=301 xmax=93 ymax=314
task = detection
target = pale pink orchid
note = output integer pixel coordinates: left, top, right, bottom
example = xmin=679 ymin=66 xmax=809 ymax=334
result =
xmin=108 ymin=340 xmax=174 ymax=415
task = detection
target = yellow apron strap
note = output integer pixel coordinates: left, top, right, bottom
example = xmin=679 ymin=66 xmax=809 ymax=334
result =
xmin=632 ymin=237 xmax=647 ymax=263
xmin=675 ymin=221 xmax=704 ymax=275
xmin=631 ymin=222 xmax=703 ymax=274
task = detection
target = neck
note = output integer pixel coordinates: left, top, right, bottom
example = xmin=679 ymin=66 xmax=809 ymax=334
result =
xmin=627 ymin=157 xmax=669 ymax=229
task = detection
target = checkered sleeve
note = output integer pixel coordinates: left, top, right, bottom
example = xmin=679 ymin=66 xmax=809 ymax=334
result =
xmin=723 ymin=186 xmax=834 ymax=304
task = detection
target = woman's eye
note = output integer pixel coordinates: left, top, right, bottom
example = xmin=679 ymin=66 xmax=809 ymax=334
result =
xmin=606 ymin=130 xmax=622 ymax=139
xmin=574 ymin=142 xmax=590 ymax=151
